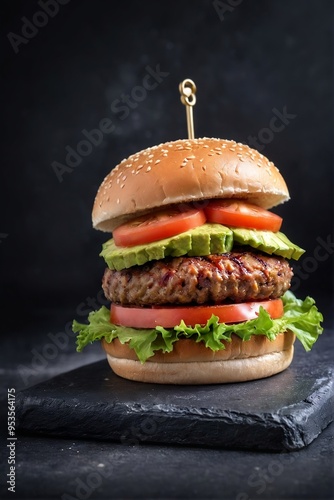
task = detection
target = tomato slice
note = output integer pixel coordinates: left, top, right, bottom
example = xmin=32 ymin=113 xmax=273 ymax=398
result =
xmin=113 ymin=207 xmax=206 ymax=247
xmin=204 ymin=200 xmax=282 ymax=232
xmin=110 ymin=299 xmax=283 ymax=328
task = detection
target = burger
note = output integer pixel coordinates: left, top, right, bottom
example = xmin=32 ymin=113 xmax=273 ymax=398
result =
xmin=73 ymin=137 xmax=323 ymax=384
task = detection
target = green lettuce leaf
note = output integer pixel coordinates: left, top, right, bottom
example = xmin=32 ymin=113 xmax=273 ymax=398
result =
xmin=73 ymin=292 xmax=323 ymax=363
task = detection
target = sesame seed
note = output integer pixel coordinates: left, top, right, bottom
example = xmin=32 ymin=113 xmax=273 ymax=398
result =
xmin=155 ymin=159 xmax=161 ymax=164
xmin=120 ymin=184 xmax=125 ymax=189
xmin=146 ymin=166 xmax=151 ymax=172
xmin=117 ymin=198 xmax=120 ymax=204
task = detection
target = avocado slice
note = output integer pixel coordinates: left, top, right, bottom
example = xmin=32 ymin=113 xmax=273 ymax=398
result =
xmin=231 ymin=228 xmax=305 ymax=260
xmin=101 ymin=223 xmax=233 ymax=270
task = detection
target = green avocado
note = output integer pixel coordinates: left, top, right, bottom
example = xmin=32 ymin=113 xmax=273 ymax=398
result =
xmin=231 ymin=228 xmax=305 ymax=260
xmin=100 ymin=223 xmax=305 ymax=271
xmin=100 ymin=223 xmax=233 ymax=270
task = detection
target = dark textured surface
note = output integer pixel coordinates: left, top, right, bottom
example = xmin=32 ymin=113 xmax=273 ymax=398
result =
xmin=0 ymin=424 xmax=333 ymax=500
xmin=16 ymin=335 xmax=333 ymax=452
xmin=3 ymin=425 xmax=334 ymax=500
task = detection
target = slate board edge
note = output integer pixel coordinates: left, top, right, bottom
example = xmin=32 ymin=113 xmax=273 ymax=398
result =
xmin=279 ymin=376 xmax=334 ymax=450
xmin=16 ymin=369 xmax=334 ymax=452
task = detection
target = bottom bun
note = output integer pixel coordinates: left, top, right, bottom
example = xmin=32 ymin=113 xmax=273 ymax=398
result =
xmin=102 ymin=333 xmax=295 ymax=384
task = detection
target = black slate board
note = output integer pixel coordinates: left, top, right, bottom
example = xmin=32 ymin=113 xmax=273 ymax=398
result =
xmin=16 ymin=339 xmax=334 ymax=452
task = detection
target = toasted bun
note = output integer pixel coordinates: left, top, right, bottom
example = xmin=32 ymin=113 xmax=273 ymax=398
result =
xmin=92 ymin=138 xmax=289 ymax=232
xmin=101 ymin=332 xmax=295 ymax=384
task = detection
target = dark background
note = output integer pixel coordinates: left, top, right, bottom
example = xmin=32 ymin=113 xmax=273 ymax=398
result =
xmin=0 ymin=3 xmax=333 ymax=499
xmin=1 ymin=0 xmax=333 ymax=335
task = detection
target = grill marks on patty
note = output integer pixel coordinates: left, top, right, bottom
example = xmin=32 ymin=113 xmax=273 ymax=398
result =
xmin=102 ymin=251 xmax=293 ymax=306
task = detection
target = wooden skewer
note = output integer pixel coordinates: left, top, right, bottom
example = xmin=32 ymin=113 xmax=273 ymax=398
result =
xmin=179 ymin=79 xmax=197 ymax=139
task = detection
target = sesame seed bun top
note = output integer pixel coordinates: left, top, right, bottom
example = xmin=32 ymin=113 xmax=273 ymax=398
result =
xmin=92 ymin=137 xmax=289 ymax=232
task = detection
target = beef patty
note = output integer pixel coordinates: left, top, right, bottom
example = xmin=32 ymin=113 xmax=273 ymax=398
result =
xmin=102 ymin=251 xmax=293 ymax=306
